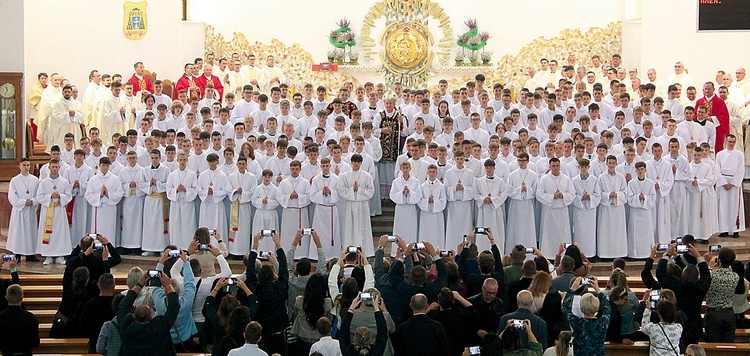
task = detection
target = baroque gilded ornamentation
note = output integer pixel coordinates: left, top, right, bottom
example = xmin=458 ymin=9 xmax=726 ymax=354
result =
xmin=204 ymin=25 xmax=356 ymax=94
xmin=360 ymin=0 xmax=453 ymax=87
xmin=438 ymin=22 xmax=622 ymax=99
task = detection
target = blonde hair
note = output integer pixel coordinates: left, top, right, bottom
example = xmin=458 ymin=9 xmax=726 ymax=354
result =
xmin=579 ymin=293 xmax=600 ymax=315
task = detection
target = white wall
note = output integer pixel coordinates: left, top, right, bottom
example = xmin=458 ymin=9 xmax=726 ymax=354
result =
xmin=0 ymin=0 xmax=24 ymax=72
xmin=188 ymin=0 xmax=629 ymax=65
xmin=23 ymin=0 xmax=203 ymax=104
xmin=640 ymin=0 xmax=750 ymax=86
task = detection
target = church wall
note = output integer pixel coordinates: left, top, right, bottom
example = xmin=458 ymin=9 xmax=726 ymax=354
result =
xmin=23 ymin=0 xmax=204 ymax=115
xmin=0 ymin=0 xmax=25 ymax=73
xmin=187 ymin=0 xmax=629 ymax=68
xmin=640 ymin=0 xmax=750 ymax=87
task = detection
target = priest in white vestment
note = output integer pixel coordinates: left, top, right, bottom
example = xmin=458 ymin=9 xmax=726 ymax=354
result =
xmin=36 ymin=160 xmax=72 ymax=264
xmin=389 ymin=161 xmax=422 ymax=256
xmin=627 ymin=163 xmax=656 ymax=258
xmin=7 ymin=160 xmax=40 ymax=260
xmin=251 ymin=170 xmax=281 ymax=254
xmin=716 ymin=136 xmax=745 ymax=237
xmin=198 ymin=154 xmax=231 ymax=243
xmin=49 ymin=85 xmax=84 ymax=152
xmin=166 ymin=153 xmax=198 ymax=249
xmin=63 ymin=150 xmax=94 ymax=247
xmin=443 ymin=152 xmax=475 ymax=249
xmin=571 ymin=159 xmax=601 ymax=258
xmin=418 ymin=165 xmax=447 ymax=248
xmin=98 ymin=83 xmax=127 ymax=147
xmin=227 ymin=157 xmax=257 ymax=256
xmin=597 ymin=156 xmax=628 ymax=259
xmin=645 ymin=144 xmax=674 ymax=243
xmin=473 ymin=161 xmax=507 ymax=253
xmin=686 ymin=148 xmax=717 ymax=242
xmin=505 ymin=154 xmax=538 ymax=254
xmin=277 ymin=161 xmax=312 ymax=249
xmin=309 ymin=159 xmax=341 ymax=259
xmin=537 ymin=158 xmax=576 ymax=257
xmin=119 ymin=153 xmax=145 ymax=252
xmin=85 ymin=158 xmax=124 ymax=245
xmin=140 ymin=151 xmax=171 ymax=254
xmin=338 ymin=154 xmax=375 ymax=257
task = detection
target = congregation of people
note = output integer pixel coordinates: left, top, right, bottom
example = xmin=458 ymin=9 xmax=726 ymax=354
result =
xmin=1 ymin=51 xmax=750 ymax=355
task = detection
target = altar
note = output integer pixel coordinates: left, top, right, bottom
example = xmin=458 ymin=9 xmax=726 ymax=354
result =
xmin=337 ymin=64 xmax=495 ymax=88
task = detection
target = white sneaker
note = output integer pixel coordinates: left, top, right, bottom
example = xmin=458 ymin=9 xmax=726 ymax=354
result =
xmin=141 ymin=251 xmax=155 ymax=257
xmin=56 ymin=257 xmax=66 ymax=264
xmin=43 ymin=257 xmax=54 ymax=265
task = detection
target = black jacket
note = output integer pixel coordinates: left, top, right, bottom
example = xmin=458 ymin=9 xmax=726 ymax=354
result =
xmin=118 ymin=289 xmax=179 ymax=356
xmin=64 ymin=243 xmax=121 ymax=287
xmin=0 ymin=305 xmax=40 ymax=355
xmin=374 ymin=248 xmax=406 ymax=324
xmin=427 ymin=305 xmax=473 ymax=355
xmin=79 ymin=295 xmax=115 ymax=352
xmin=506 ymin=277 xmax=533 ymax=313
xmin=467 ymin=294 xmax=505 ymax=347
xmin=458 ymin=244 xmax=506 ymax=304
xmin=247 ymin=248 xmax=289 ymax=334
xmin=0 ymin=269 xmax=20 ymax=312
xmin=656 ymin=257 xmax=710 ymax=343
xmin=391 ymin=313 xmax=450 ymax=356
xmin=341 ymin=310 xmax=388 ymax=356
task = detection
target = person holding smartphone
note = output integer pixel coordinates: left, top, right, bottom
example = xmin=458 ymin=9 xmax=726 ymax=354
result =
xmin=499 ymin=318 xmax=544 ymax=355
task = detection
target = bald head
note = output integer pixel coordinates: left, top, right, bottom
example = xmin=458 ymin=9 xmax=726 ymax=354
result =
xmin=410 ymin=293 xmax=428 ymax=313
xmin=517 ymin=290 xmax=533 ymax=308
xmin=134 ymin=305 xmax=152 ymax=323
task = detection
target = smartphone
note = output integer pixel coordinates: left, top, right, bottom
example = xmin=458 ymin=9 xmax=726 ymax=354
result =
xmin=581 ymin=278 xmax=590 ymax=285
xmin=657 ymin=244 xmax=669 ymax=252
xmin=468 ymin=346 xmax=481 ymax=356
xmin=513 ymin=319 xmax=525 ymax=329
xmin=462 ymin=235 xmax=468 ymax=244
xmin=360 ymin=292 xmax=373 ymax=301
xmin=564 ymin=243 xmax=572 ymax=249
xmin=474 ymin=227 xmax=487 ymax=234
xmin=303 ymin=228 xmax=313 ymax=236
xmin=650 ymin=290 xmax=661 ymax=309
xmin=387 ymin=236 xmax=397 ymax=243
xmin=675 ymin=238 xmax=683 ymax=244
xmin=440 ymin=250 xmax=453 ymax=257
xmin=146 ymin=269 xmax=161 ymax=287
xmin=209 ymin=229 xmax=216 ymax=237
xmin=676 ymin=244 xmax=688 ymax=253
xmin=347 ymin=246 xmax=359 ymax=254
xmin=525 ymin=247 xmax=534 ymax=254
xmin=2 ymin=254 xmax=13 ymax=262
xmin=223 ymin=277 xmax=238 ymax=293
xmin=412 ymin=242 xmax=425 ymax=251
xmin=199 ymin=244 xmax=210 ymax=251
xmin=709 ymin=244 xmax=721 ymax=253
xmin=261 ymin=229 xmax=274 ymax=237
xmin=94 ymin=240 xmax=103 ymax=249
xmin=88 ymin=233 xmax=97 ymax=239
xmin=258 ymin=251 xmax=271 ymax=258
xmin=168 ymin=249 xmax=180 ymax=258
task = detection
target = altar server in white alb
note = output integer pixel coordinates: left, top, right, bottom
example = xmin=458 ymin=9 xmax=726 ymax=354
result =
xmin=227 ymin=156 xmax=257 ymax=256
xmin=597 ymin=155 xmax=628 ymax=259
xmin=390 ymin=161 xmax=422 ymax=255
xmin=36 ymin=160 xmax=72 ymax=265
xmin=63 ymin=149 xmax=93 ymax=246
xmin=198 ymin=153 xmax=231 ymax=240
xmin=277 ymin=160 xmax=312 ymax=249
xmin=645 ymin=143 xmax=674 ymax=243
xmin=473 ymin=160 xmax=507 ymax=252
xmin=686 ymin=147 xmax=717 ymax=242
xmin=85 ymin=157 xmax=124 ymax=245
xmin=338 ymin=154 xmax=375 ymax=257
xmin=571 ymin=159 xmax=600 ymax=258
xmin=166 ymin=153 xmax=198 ymax=249
xmin=252 ymin=169 xmax=280 ymax=254
xmin=418 ymin=164 xmax=447 ymax=248
xmin=119 ymin=152 xmax=145 ymax=252
xmin=140 ymin=150 xmax=171 ymax=256
xmin=505 ymin=153 xmax=538 ymax=254
xmin=716 ymin=134 xmax=745 ymax=237
xmin=537 ymin=158 xmax=575 ymax=257
xmin=7 ymin=159 xmax=40 ymax=261
xmin=666 ymin=138 xmax=693 ymax=237
xmin=443 ymin=150 xmax=475 ymax=249
xmin=309 ymin=158 xmax=341 ymax=259
xmin=627 ymin=162 xmax=656 ymax=259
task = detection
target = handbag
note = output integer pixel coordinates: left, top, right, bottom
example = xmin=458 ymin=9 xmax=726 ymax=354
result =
xmin=53 ymin=310 xmax=71 ymax=327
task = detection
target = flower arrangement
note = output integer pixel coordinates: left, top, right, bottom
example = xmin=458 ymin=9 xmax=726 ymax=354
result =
xmin=456 ymin=18 xmax=491 ymax=66
xmin=329 ymin=18 xmax=357 ymax=64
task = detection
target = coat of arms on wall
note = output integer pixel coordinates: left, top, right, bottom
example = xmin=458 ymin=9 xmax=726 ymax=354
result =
xmin=123 ymin=1 xmax=148 ymax=40
xmin=360 ymin=0 xmax=453 ymax=87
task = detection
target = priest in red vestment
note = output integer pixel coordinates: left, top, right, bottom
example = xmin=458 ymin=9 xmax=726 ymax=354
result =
xmin=196 ymin=63 xmax=224 ymax=102
xmin=173 ymin=63 xmax=201 ymax=100
xmin=127 ymin=61 xmax=154 ymax=96
xmin=695 ymin=81 xmax=730 ymax=152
